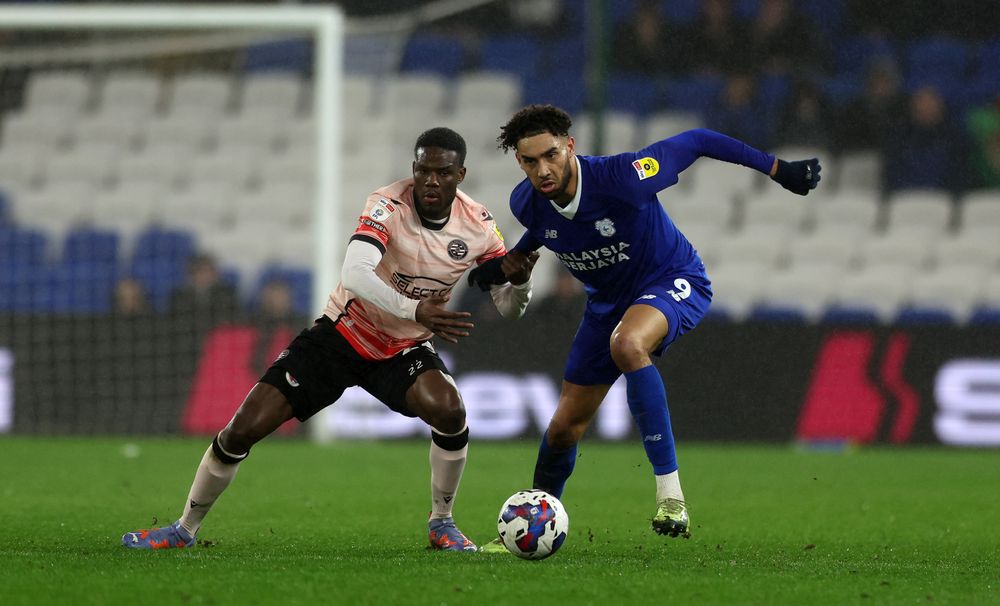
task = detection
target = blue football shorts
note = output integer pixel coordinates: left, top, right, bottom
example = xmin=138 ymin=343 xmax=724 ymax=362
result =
xmin=563 ymin=272 xmax=713 ymax=386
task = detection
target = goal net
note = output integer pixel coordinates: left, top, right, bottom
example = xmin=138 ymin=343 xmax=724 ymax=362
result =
xmin=0 ymin=4 xmax=344 ymax=434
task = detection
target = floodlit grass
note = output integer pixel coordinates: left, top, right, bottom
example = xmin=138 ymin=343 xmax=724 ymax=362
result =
xmin=1 ymin=437 xmax=997 ymax=605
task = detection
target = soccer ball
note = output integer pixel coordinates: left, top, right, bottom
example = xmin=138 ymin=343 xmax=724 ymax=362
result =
xmin=497 ymin=489 xmax=569 ymax=560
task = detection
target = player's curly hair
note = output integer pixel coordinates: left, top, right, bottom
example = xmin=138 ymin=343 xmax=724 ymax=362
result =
xmin=497 ymin=104 xmax=572 ymax=154
xmin=415 ymin=127 xmax=467 ymax=166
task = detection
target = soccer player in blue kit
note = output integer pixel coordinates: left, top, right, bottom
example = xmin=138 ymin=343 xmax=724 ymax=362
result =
xmin=471 ymin=105 xmax=821 ymax=545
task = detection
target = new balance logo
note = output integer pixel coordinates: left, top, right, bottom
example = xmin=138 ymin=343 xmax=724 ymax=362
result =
xmin=639 ymin=294 xmax=656 ymax=300
xmin=544 ymin=229 xmax=558 ymax=239
xmin=643 ymin=434 xmax=663 ymax=442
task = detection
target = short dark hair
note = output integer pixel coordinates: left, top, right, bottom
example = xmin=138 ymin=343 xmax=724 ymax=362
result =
xmin=414 ymin=127 xmax=467 ymax=166
xmin=497 ymin=104 xmax=573 ymax=153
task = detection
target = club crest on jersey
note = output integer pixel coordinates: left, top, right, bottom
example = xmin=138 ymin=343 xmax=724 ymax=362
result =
xmin=632 ymin=156 xmax=660 ymax=180
xmin=447 ymin=239 xmax=469 ymax=260
xmin=595 ymin=218 xmax=616 ymax=237
xmin=368 ymin=198 xmax=396 ymax=222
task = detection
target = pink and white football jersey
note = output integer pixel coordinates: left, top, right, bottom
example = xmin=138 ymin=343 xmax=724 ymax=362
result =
xmin=325 ymin=178 xmax=506 ymax=360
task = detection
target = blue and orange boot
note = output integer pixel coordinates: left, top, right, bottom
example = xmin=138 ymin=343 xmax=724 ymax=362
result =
xmin=428 ymin=517 xmax=477 ymax=552
xmin=122 ymin=521 xmax=196 ymax=549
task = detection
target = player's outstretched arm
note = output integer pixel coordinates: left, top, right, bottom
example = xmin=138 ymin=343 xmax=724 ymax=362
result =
xmin=769 ymin=158 xmax=822 ymax=195
xmin=415 ymin=296 xmax=474 ymax=343
xmin=467 ymin=232 xmax=543 ymax=292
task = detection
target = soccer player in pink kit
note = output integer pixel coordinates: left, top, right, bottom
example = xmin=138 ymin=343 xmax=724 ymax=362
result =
xmin=122 ymin=127 xmax=537 ymax=552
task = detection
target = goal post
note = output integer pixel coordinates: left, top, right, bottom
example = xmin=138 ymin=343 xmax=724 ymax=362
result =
xmin=0 ymin=3 xmax=345 ymax=315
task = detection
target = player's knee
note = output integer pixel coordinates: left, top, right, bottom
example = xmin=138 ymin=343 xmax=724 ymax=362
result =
xmin=425 ymin=391 xmax=466 ymax=435
xmin=609 ymin=332 xmax=647 ymax=372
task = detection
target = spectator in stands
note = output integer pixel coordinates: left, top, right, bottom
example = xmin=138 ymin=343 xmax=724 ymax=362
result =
xmin=113 ymin=278 xmax=151 ymax=318
xmin=705 ymin=73 xmax=771 ymax=148
xmin=835 ymin=58 xmax=908 ymax=153
xmin=966 ymin=93 xmax=1000 ymax=189
xmin=883 ymin=85 xmax=968 ymax=193
xmin=772 ymin=79 xmax=834 ymax=150
xmin=745 ymin=0 xmax=829 ymax=75
xmin=687 ymin=0 xmax=750 ymax=75
xmin=168 ymin=253 xmax=239 ymax=327
xmin=251 ymin=277 xmax=308 ymax=374
xmin=611 ymin=0 xmax=688 ymax=78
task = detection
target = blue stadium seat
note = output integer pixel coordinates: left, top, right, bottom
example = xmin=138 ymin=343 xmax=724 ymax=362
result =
xmin=836 ymin=36 xmax=896 ymax=75
xmin=820 ymin=306 xmax=881 ymax=325
xmin=63 ymin=227 xmax=119 ymax=269
xmin=663 ymin=75 xmax=726 ymax=116
xmin=523 ymin=72 xmax=586 ymax=114
xmin=0 ymin=226 xmax=47 ymax=268
xmin=36 ymin=262 xmax=118 ymax=314
xmin=243 ymin=38 xmax=313 ymax=74
xmin=733 ymin=0 xmax=759 ymax=20
xmin=401 ymin=34 xmax=466 ymax=78
xmin=800 ymin=0 xmax=845 ymax=38
xmin=907 ymin=37 xmax=970 ymax=85
xmin=818 ymin=73 xmax=864 ymax=107
xmin=549 ymin=37 xmax=587 ymax=79
xmin=895 ymin=307 xmax=955 ymax=326
xmin=606 ymin=75 xmax=662 ymax=116
xmin=976 ymin=40 xmax=1000 ymax=80
xmin=748 ymin=305 xmax=809 ymax=323
xmin=970 ymin=308 xmax=1000 ymax=325
xmin=130 ymin=227 xmax=195 ymax=311
xmin=757 ymin=74 xmax=791 ymax=111
xmin=480 ymin=35 xmax=541 ymax=82
xmin=660 ymin=0 xmax=700 ymax=25
xmin=256 ymin=265 xmax=313 ymax=316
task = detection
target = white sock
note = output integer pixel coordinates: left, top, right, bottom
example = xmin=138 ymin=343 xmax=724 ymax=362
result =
xmin=178 ymin=444 xmax=242 ymax=536
xmin=429 ymin=427 xmax=468 ymax=520
xmin=655 ymin=470 xmax=684 ymax=502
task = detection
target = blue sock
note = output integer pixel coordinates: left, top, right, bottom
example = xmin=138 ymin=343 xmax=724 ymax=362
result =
xmin=626 ymin=365 xmax=678 ymax=475
xmin=532 ymin=430 xmax=576 ymax=499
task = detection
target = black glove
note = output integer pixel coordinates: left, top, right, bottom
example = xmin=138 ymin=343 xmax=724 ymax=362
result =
xmin=771 ymin=158 xmax=821 ymax=195
xmin=467 ymin=256 xmax=509 ymax=292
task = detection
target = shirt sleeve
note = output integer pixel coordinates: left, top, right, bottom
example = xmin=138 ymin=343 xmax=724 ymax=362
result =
xmin=602 ymin=128 xmax=777 ymax=201
xmin=340 ymin=239 xmax=419 ymax=321
xmin=350 ymin=195 xmax=402 ymax=253
xmin=489 ymin=278 xmax=532 ymax=319
xmin=475 ymin=212 xmax=507 ymax=264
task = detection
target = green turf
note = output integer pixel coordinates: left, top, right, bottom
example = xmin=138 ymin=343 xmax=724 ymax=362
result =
xmin=0 ymin=437 xmax=997 ymax=605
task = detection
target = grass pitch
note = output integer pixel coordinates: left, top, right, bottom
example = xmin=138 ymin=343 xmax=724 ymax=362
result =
xmin=0 ymin=437 xmax=997 ymax=606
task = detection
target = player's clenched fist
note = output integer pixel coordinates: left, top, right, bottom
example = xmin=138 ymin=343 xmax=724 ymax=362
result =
xmin=502 ymin=250 xmax=540 ymax=285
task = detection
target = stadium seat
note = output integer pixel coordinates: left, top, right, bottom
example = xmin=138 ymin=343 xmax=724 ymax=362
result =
xmin=343 ymin=75 xmax=377 ymax=117
xmin=810 ymin=189 xmax=880 ymax=236
xmin=836 ymin=36 xmax=897 ymax=75
xmin=215 ymin=110 xmax=292 ymax=152
xmin=17 ymin=180 xmax=98 ymax=243
xmin=168 ymin=72 xmax=233 ymax=116
xmin=0 ymin=146 xmax=44 ymax=192
xmin=479 ymin=35 xmax=541 ymax=82
xmin=454 ymin=72 xmax=523 ymax=115
xmin=857 ymin=227 xmax=937 ymax=272
xmin=959 ymin=190 xmax=1000 ymax=231
xmin=232 ymin=180 xmax=312 ymax=229
xmin=573 ymin=111 xmax=639 ymax=155
xmin=92 ymin=179 xmax=167 ymax=247
xmin=686 ymin=158 xmax=759 ymax=203
xmin=24 ymin=71 xmax=93 ymax=115
xmin=661 ymin=191 xmax=734 ymax=231
xmin=606 ymin=76 xmax=662 ymax=116
xmin=715 ymin=226 xmax=790 ymax=269
xmin=522 ymin=72 xmax=586 ymax=114
xmin=382 ymin=73 xmax=449 ymax=117
xmin=663 ymin=75 xmax=726 ymax=116
xmin=1 ymin=110 xmax=73 ymax=151
xmin=931 ymin=229 xmax=1000 ymax=273
xmin=98 ymin=71 xmax=162 ymax=119
xmin=741 ymin=191 xmax=814 ymax=235
xmin=42 ymin=142 xmax=120 ymax=190
xmin=71 ymin=112 xmax=144 ymax=150
xmin=784 ymin=232 xmax=859 ymax=272
xmin=0 ymin=226 xmax=48 ymax=267
xmin=831 ymin=264 xmax=916 ymax=322
xmin=676 ymin=222 xmax=725 ymax=265
xmin=756 ymin=263 xmax=846 ymax=321
xmin=140 ymin=109 xmax=219 ymax=154
xmin=643 ymin=111 xmax=704 ymax=142
xmin=241 ymin=72 xmax=304 ymax=115
xmin=660 ymin=0 xmax=701 ymax=25
xmin=257 ymin=147 xmax=318 ymax=190
xmin=401 ymin=34 xmax=466 ymax=78
xmin=187 ymin=146 xmax=265 ymax=191
xmin=885 ymin=189 xmax=954 ymax=233
xmin=903 ymin=266 xmax=989 ymax=324
xmin=894 ymin=307 xmax=955 ymax=325
xmin=255 ymin=265 xmax=313 ymax=316
xmin=907 ymin=37 xmax=971 ymax=87
xmin=706 ymin=260 xmax=772 ymax=320
xmin=116 ymin=141 xmax=193 ymax=191
xmin=62 ymin=227 xmax=120 ymax=267
xmin=836 ymin=151 xmax=882 ymax=192
xmin=242 ymin=38 xmax=313 ymax=74
xmin=277 ymin=117 xmax=317 ymax=153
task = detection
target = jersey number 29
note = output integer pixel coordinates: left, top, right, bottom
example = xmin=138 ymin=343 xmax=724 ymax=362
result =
xmin=667 ymin=278 xmax=691 ymax=302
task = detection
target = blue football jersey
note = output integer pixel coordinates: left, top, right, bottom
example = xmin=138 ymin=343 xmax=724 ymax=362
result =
xmin=509 ymin=129 xmax=775 ymax=306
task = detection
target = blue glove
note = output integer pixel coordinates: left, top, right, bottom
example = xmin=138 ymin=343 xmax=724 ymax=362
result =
xmin=467 ymin=256 xmax=509 ymax=292
xmin=771 ymin=158 xmax=821 ymax=195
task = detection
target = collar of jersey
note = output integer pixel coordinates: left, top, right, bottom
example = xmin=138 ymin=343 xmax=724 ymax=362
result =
xmin=547 ymin=156 xmax=583 ymax=220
